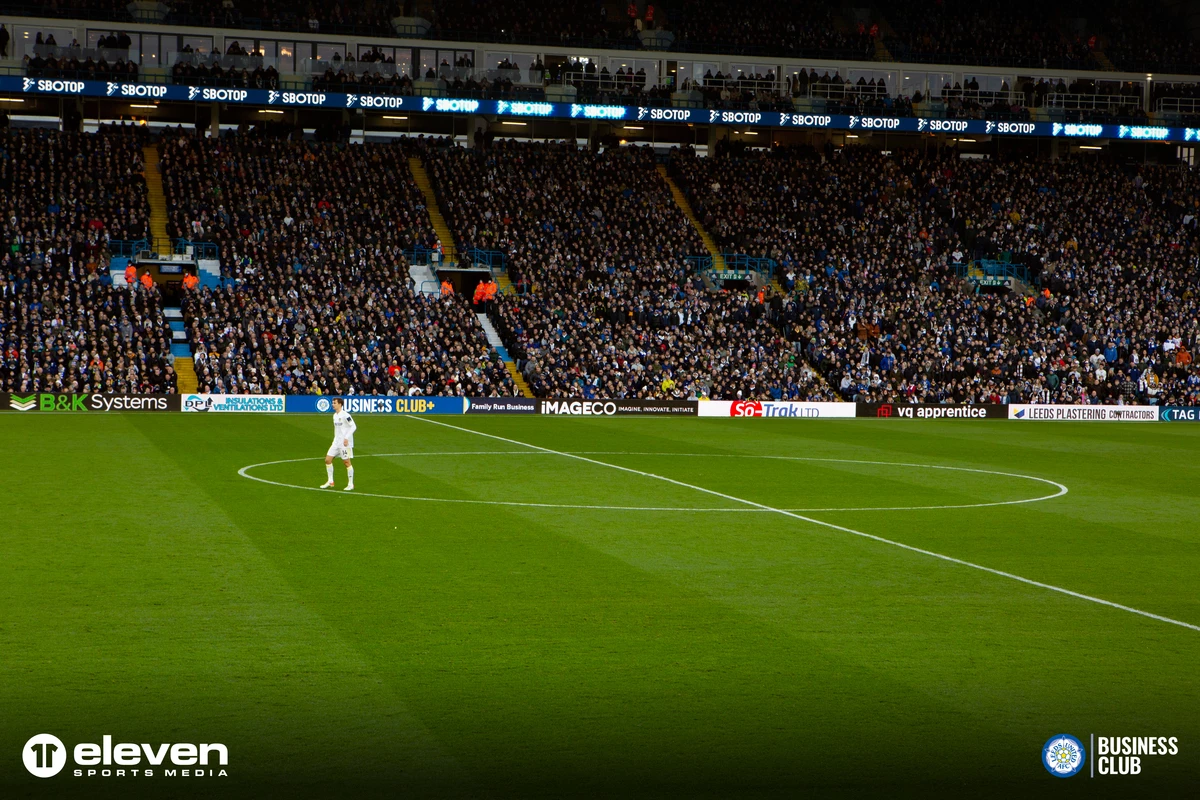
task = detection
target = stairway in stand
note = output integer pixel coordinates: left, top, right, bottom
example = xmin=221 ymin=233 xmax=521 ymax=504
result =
xmin=142 ymin=145 xmax=171 ymax=254
xmin=163 ymin=307 xmax=197 ymax=393
xmin=657 ymin=164 xmax=725 ymax=271
xmin=408 ymin=156 xmax=458 ymax=265
xmin=475 ymin=313 xmax=534 ymax=398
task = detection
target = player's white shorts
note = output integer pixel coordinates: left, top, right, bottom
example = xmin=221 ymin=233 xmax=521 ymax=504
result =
xmin=327 ymin=442 xmax=354 ymax=460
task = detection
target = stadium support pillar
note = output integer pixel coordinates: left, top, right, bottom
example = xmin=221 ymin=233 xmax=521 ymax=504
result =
xmin=61 ymin=98 xmax=83 ymax=132
xmin=1049 ymin=137 xmax=1060 ymax=161
xmin=706 ymin=124 xmax=719 ymax=152
xmin=209 ymin=104 xmax=219 ymax=138
xmin=469 ymin=115 xmax=487 ymax=148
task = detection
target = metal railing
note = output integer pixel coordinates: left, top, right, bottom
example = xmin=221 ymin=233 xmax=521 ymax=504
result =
xmin=173 ymin=239 xmax=218 ymax=260
xmin=957 ymin=260 xmax=1033 ymax=286
xmin=1045 ymin=92 xmax=1141 ymax=111
xmin=172 ymin=52 xmax=276 ymax=71
xmin=460 ymin=248 xmax=507 ymax=271
xmin=724 ymin=253 xmax=778 ymax=273
xmin=30 ymin=44 xmax=132 ymax=62
xmin=1156 ymin=96 xmax=1200 ymax=115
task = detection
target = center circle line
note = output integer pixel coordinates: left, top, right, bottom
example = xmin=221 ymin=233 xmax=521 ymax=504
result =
xmin=236 ymin=451 xmax=1068 ymax=512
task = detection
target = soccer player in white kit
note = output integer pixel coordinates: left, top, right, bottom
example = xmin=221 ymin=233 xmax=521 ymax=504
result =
xmin=321 ymin=398 xmax=356 ymax=491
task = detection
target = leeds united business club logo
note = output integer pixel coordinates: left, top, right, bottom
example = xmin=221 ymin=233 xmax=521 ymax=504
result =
xmin=316 ymin=397 xmax=332 ymax=412
xmin=1043 ymin=734 xmax=1086 ymax=777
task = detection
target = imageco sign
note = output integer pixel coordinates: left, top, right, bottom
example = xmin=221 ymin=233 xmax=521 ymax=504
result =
xmin=537 ymin=399 xmax=697 ymax=416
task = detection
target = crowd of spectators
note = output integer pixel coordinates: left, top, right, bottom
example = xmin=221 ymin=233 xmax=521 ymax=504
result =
xmin=1099 ymin=8 xmax=1200 ymax=74
xmin=671 ymin=145 xmax=1200 ymax=406
xmin=163 ymin=0 xmax=393 ymax=34
xmin=428 ymin=0 xmax=628 ymax=47
xmin=12 ymin=0 xmax=1200 ymax=77
xmin=21 ymin=31 xmax=140 ymax=81
xmin=159 ymin=130 xmax=515 ymax=396
xmin=423 ymin=139 xmax=833 ymax=400
xmin=674 ymin=0 xmax=871 ymax=60
xmin=0 ymin=126 xmax=176 ymax=394
xmin=883 ymin=0 xmax=1098 ymax=70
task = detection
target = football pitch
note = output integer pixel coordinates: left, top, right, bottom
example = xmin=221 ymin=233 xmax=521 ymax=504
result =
xmin=3 ymin=413 xmax=1199 ymax=797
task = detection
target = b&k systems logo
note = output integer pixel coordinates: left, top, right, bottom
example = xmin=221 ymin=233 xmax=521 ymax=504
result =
xmin=24 ymin=734 xmax=67 ymax=778
xmin=10 ymin=394 xmax=36 ymax=411
xmin=1043 ymin=734 xmax=1086 ymax=778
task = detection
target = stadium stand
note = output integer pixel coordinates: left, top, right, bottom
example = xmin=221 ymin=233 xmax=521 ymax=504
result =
xmin=6 ymin=0 xmax=1200 ymax=76
xmin=423 ymin=139 xmax=835 ymax=400
xmin=672 ymin=0 xmax=872 ymax=60
xmin=670 ymin=145 xmax=1200 ymax=406
xmin=0 ymin=127 xmax=177 ymax=394
xmin=157 ymin=131 xmax=516 ymax=396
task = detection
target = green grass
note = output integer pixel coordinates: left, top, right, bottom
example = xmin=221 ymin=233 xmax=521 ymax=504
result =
xmin=2 ymin=413 xmax=1199 ymax=798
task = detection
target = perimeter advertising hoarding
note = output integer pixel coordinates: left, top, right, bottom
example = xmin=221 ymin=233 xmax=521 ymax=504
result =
xmin=538 ymin=399 xmax=698 ymax=416
xmin=465 ymin=398 xmax=539 ymax=414
xmin=857 ymin=402 xmax=1009 ymax=419
xmin=284 ymin=396 xmax=466 ymax=414
xmin=1158 ymin=407 xmax=1200 ymax=421
xmin=182 ymin=394 xmax=286 ymax=413
xmin=0 ymin=393 xmax=180 ymax=412
xmin=698 ymin=400 xmax=856 ymax=418
xmin=1008 ymin=404 xmax=1159 ymax=421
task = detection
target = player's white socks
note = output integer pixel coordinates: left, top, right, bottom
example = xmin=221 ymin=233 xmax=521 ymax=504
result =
xmin=346 ymin=466 xmax=354 ymax=485
xmin=326 ymin=463 xmax=334 ymax=482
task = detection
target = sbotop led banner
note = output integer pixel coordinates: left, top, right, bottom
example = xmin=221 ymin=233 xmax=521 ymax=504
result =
xmin=5 ymin=76 xmax=1198 ymax=143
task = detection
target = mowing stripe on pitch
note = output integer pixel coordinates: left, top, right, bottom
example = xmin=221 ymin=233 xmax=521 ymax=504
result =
xmin=408 ymin=416 xmax=1200 ymax=635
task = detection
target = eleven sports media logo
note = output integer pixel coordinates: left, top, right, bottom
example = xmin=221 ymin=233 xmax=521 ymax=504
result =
xmin=23 ymin=733 xmax=229 ymax=780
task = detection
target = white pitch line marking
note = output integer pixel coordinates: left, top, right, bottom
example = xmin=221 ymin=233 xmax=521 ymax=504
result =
xmin=407 ymin=417 xmax=1200 ymax=634
xmin=236 ymin=450 xmax=1066 ymax=512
